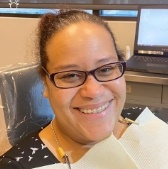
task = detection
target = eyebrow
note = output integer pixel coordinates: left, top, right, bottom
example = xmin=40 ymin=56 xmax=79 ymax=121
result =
xmin=53 ymin=64 xmax=80 ymax=72
xmin=96 ymin=56 xmax=118 ymax=64
xmin=53 ymin=56 xmax=118 ymax=72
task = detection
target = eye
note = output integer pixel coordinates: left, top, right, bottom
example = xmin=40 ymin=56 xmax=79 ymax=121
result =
xmin=97 ymin=65 xmax=115 ymax=76
xmin=55 ymin=71 xmax=83 ymax=83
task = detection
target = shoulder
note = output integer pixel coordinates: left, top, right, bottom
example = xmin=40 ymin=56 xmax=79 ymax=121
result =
xmin=121 ymin=107 xmax=143 ymax=121
xmin=122 ymin=107 xmax=168 ymax=123
xmin=0 ymin=131 xmax=59 ymax=169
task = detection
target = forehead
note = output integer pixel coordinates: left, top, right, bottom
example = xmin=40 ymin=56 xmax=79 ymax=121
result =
xmin=46 ymin=21 xmax=118 ymax=71
xmin=47 ymin=21 xmax=114 ymax=47
xmin=64 ymin=21 xmax=109 ymax=36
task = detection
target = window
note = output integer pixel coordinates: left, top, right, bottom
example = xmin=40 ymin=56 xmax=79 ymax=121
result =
xmin=0 ymin=8 xmax=54 ymax=15
xmin=100 ymin=10 xmax=138 ymax=17
xmin=0 ymin=7 xmax=92 ymax=17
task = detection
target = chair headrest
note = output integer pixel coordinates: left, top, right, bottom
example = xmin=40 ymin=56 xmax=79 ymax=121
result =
xmin=0 ymin=63 xmax=54 ymax=147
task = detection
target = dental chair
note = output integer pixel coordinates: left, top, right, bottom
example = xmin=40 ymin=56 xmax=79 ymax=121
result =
xmin=0 ymin=63 xmax=54 ymax=155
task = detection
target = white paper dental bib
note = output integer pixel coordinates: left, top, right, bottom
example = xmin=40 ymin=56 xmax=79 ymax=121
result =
xmin=34 ymin=134 xmax=138 ymax=169
xmin=119 ymin=107 xmax=168 ymax=169
xmin=34 ymin=107 xmax=168 ymax=169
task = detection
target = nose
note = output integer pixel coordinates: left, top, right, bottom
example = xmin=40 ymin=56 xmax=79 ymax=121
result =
xmin=79 ymin=75 xmax=104 ymax=99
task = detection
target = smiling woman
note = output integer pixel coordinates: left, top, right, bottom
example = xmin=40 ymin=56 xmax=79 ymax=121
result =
xmin=39 ymin=9 xmax=126 ymax=149
xmin=0 ymin=9 xmax=127 ymax=168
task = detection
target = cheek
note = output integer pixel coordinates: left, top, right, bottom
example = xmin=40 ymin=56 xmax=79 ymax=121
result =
xmin=118 ymin=78 xmax=126 ymax=109
xmin=44 ymin=82 xmax=77 ymax=113
xmin=118 ymin=77 xmax=126 ymax=101
xmin=119 ymin=77 xmax=126 ymax=96
xmin=110 ymin=77 xmax=126 ymax=102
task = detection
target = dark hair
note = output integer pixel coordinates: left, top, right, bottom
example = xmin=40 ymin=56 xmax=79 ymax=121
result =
xmin=37 ymin=9 xmax=123 ymax=77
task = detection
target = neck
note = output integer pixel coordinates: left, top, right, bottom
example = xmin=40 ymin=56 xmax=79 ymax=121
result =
xmin=52 ymin=119 xmax=91 ymax=163
xmin=39 ymin=119 xmax=90 ymax=163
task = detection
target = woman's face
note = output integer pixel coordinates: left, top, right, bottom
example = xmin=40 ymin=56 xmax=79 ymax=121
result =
xmin=44 ymin=21 xmax=126 ymax=144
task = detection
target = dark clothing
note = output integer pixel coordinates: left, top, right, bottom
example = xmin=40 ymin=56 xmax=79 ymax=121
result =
xmin=0 ymin=132 xmax=59 ymax=169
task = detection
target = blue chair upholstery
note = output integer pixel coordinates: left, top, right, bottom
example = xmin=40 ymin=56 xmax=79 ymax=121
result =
xmin=0 ymin=63 xmax=54 ymax=155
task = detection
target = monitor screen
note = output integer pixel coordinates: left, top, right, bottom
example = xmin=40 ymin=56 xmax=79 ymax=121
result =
xmin=137 ymin=8 xmax=168 ymax=47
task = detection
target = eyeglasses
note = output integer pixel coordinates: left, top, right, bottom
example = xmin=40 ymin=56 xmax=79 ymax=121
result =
xmin=41 ymin=61 xmax=126 ymax=89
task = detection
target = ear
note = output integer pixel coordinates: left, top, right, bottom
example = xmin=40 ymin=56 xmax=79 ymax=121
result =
xmin=42 ymin=79 xmax=49 ymax=98
xmin=43 ymin=86 xmax=49 ymax=98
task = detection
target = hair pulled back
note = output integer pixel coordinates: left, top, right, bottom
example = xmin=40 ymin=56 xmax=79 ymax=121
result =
xmin=37 ymin=9 xmax=122 ymax=76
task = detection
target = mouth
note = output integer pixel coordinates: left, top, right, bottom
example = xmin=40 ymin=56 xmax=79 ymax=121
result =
xmin=76 ymin=102 xmax=110 ymax=114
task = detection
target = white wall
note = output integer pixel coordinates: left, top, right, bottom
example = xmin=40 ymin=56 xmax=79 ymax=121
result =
xmin=0 ymin=17 xmax=136 ymax=67
xmin=0 ymin=17 xmax=39 ymax=67
xmin=108 ymin=21 xmax=136 ymax=57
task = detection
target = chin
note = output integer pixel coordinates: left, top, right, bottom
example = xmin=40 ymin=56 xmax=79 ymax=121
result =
xmin=84 ymin=128 xmax=113 ymax=144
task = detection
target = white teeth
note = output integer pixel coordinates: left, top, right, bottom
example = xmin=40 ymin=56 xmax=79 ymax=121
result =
xmin=80 ymin=102 xmax=109 ymax=114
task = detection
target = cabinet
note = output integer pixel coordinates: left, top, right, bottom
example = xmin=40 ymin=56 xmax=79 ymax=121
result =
xmin=124 ymin=71 xmax=168 ymax=109
xmin=163 ymin=85 xmax=168 ymax=104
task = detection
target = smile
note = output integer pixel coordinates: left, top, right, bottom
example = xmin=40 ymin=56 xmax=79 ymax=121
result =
xmin=79 ymin=102 xmax=110 ymax=114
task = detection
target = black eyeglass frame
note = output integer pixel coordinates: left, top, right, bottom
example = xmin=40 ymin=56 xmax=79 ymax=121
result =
xmin=41 ymin=60 xmax=126 ymax=89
